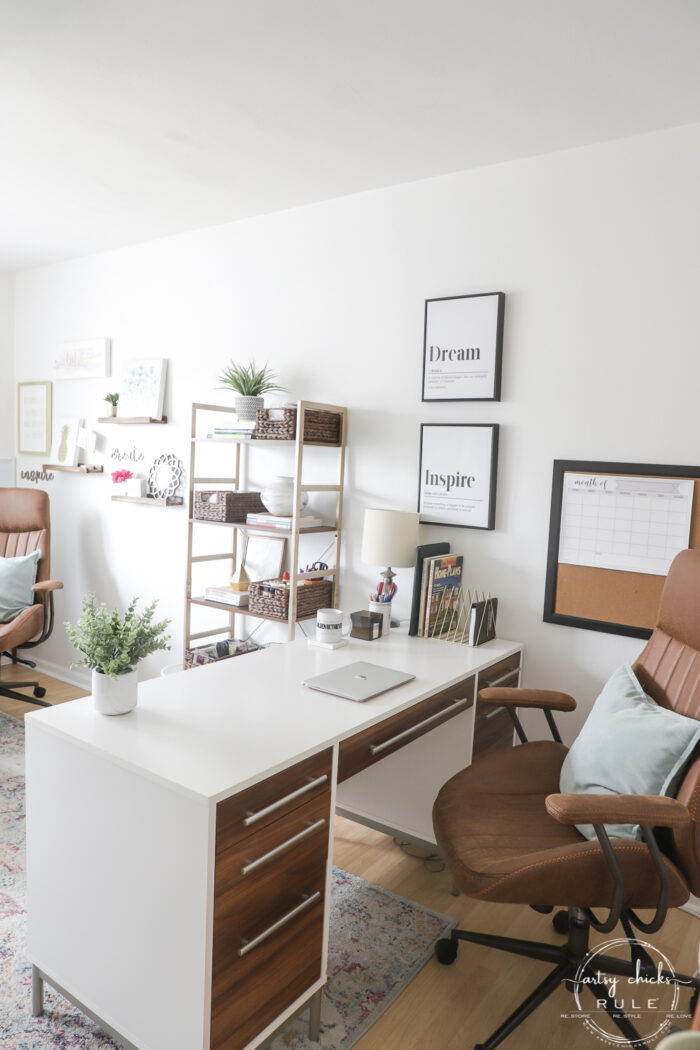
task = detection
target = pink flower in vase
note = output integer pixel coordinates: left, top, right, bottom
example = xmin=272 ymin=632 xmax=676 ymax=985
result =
xmin=112 ymin=469 xmax=133 ymax=484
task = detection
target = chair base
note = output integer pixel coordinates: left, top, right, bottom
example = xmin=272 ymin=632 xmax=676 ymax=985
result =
xmin=437 ymin=907 xmax=700 ymax=1050
xmin=0 ymin=650 xmax=49 ymax=707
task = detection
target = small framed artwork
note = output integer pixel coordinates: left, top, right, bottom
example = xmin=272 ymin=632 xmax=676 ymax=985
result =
xmin=418 ymin=423 xmax=499 ymax=530
xmin=120 ymin=358 xmax=168 ymax=420
xmin=422 ymin=292 xmax=505 ymax=402
xmin=242 ymin=533 xmax=287 ymax=583
xmin=17 ymin=382 xmax=52 ymax=455
xmin=52 ymin=338 xmax=111 ymax=380
xmin=50 ymin=417 xmax=84 ymax=467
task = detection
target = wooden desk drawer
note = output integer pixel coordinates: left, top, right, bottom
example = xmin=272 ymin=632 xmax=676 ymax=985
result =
xmin=216 ymin=747 xmax=332 ymax=853
xmin=477 ymin=653 xmax=521 ymax=692
xmin=337 ymin=676 xmax=475 ymax=783
xmin=472 ymin=702 xmax=514 ymax=759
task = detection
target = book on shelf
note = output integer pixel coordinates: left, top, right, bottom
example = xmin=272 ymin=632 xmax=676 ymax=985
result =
xmin=423 ymin=555 xmax=464 ymax=637
xmin=204 ymin=587 xmax=249 ymax=607
xmin=468 ymin=597 xmax=498 ymax=646
xmin=409 ymin=542 xmax=449 ymax=636
xmin=206 ymin=431 xmax=255 ymax=440
xmin=245 ymin=513 xmax=324 ymax=529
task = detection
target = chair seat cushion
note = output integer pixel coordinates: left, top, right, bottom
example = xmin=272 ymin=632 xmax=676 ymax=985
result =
xmin=432 ymin=740 xmax=689 ymax=909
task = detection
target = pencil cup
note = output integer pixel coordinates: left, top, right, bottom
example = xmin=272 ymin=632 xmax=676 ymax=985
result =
xmin=369 ymin=600 xmax=391 ymax=636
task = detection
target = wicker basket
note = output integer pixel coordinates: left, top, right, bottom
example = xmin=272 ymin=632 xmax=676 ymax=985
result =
xmin=248 ymin=578 xmax=333 ymax=620
xmin=184 ymin=639 xmax=262 ymax=669
xmin=255 ymin=407 xmax=341 ymax=445
xmin=194 ymin=490 xmax=266 ymax=523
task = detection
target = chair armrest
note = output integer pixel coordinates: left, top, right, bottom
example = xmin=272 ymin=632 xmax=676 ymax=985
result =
xmin=32 ymin=580 xmax=64 ymax=593
xmin=546 ymin=793 xmax=691 ymax=830
xmin=478 ymin=687 xmax=576 ymax=712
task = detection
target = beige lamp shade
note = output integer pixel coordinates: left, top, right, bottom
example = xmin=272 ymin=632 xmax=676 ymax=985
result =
xmin=361 ymin=509 xmax=420 ymax=568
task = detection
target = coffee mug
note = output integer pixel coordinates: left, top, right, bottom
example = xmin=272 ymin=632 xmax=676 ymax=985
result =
xmin=316 ymin=608 xmax=345 ymax=643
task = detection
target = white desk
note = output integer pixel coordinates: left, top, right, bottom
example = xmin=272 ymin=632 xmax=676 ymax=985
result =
xmin=26 ymin=631 xmax=522 ymax=1050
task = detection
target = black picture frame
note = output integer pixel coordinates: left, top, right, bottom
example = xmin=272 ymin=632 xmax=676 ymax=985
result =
xmin=543 ymin=459 xmax=700 ymax=639
xmin=422 ymin=291 xmax=505 ymax=402
xmin=417 ymin=423 xmax=499 ymax=530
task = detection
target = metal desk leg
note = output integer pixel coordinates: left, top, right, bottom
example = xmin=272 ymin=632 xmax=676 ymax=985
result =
xmin=309 ymin=988 xmax=322 ymax=1042
xmin=32 ymin=966 xmax=44 ymax=1016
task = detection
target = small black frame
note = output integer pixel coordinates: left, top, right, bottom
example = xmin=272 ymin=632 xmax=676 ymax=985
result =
xmin=422 ymin=291 xmax=505 ymax=402
xmin=417 ymin=423 xmax=499 ymax=531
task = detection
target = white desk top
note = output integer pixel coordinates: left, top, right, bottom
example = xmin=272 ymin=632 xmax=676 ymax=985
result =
xmin=26 ymin=632 xmax=521 ymax=804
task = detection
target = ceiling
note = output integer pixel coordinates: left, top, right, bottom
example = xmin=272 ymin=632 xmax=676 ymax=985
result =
xmin=2 ymin=0 xmax=699 ymax=270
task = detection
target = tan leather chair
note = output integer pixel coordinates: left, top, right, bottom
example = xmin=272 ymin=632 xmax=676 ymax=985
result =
xmin=433 ymin=548 xmax=700 ymax=1050
xmin=0 ymin=488 xmax=63 ymax=707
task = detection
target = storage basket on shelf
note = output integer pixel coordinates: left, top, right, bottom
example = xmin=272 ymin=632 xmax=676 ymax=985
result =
xmin=193 ymin=489 xmax=266 ymax=523
xmin=248 ymin=578 xmax=333 ymax=620
xmin=184 ymin=638 xmax=262 ymax=669
xmin=254 ymin=407 xmax=341 ymax=445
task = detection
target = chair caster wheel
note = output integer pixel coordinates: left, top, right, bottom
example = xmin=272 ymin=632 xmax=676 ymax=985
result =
xmin=33 ymin=686 xmax=46 ymax=699
xmin=552 ymin=910 xmax=569 ymax=935
xmin=435 ymin=937 xmax=459 ymax=965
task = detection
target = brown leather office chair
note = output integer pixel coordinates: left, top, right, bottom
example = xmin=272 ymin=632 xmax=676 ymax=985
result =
xmin=0 ymin=488 xmax=63 ymax=707
xmin=433 ymin=548 xmax=700 ymax=1050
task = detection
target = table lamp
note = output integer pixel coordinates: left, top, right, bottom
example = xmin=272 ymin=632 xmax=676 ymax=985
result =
xmin=361 ymin=508 xmax=420 ymax=599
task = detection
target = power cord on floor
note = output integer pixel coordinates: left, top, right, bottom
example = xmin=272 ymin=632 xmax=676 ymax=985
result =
xmin=393 ymin=838 xmax=446 ymax=873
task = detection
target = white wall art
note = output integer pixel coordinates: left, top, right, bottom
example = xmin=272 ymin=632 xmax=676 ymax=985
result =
xmin=120 ymin=358 xmax=168 ymax=420
xmin=53 ymin=339 xmax=111 ymax=380
xmin=18 ymin=382 xmax=52 ymax=455
xmin=50 ymin=417 xmax=84 ymax=467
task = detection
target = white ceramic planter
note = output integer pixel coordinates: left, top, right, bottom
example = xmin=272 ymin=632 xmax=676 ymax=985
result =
xmin=92 ymin=667 xmax=138 ymax=716
xmin=235 ymin=395 xmax=264 ymax=422
xmin=260 ymin=476 xmax=309 ymax=516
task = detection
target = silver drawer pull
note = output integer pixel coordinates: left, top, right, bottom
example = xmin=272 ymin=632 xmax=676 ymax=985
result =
xmin=482 ymin=667 xmax=519 ymax=689
xmin=238 ymin=891 xmax=322 ymax=957
xmin=243 ymin=774 xmax=328 ymax=827
xmin=368 ymin=697 xmax=470 ymax=756
xmin=241 ymin=819 xmax=327 ymax=876
xmin=484 ymin=705 xmax=506 ymax=719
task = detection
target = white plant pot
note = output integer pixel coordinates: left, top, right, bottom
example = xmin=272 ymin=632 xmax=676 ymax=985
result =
xmin=261 ymin=476 xmax=309 ymax=516
xmin=92 ymin=667 xmax=138 ymax=716
xmin=235 ymin=395 xmax=264 ymax=422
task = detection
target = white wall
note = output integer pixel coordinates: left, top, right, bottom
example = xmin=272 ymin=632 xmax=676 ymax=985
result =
xmin=12 ymin=122 xmax=700 ymax=737
xmin=0 ymin=272 xmax=15 ymax=460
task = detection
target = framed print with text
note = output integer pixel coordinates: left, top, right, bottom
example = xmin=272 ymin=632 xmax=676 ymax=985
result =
xmin=418 ymin=423 xmax=499 ymax=530
xmin=17 ymin=381 xmax=52 ymax=456
xmin=422 ymin=292 xmax=505 ymax=401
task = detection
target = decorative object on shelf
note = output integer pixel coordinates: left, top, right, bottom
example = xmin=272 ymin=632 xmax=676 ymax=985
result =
xmin=111 ymin=469 xmax=146 ymax=498
xmin=148 ymin=452 xmax=184 ymax=501
xmin=422 ymin=292 xmax=505 ymax=402
xmin=260 ymin=475 xmax=309 ymax=516
xmin=184 ymin=638 xmax=261 ymax=669
xmin=229 ymin=563 xmax=250 ymax=592
xmin=248 ymin=578 xmax=333 ymax=621
xmin=104 ymin=392 xmax=119 ymax=417
xmin=65 ymin=594 xmax=171 ymax=715
xmin=193 ymin=489 xmax=265 ymax=523
xmin=418 ymin=423 xmax=499 ymax=530
xmin=255 ymin=406 xmax=341 ymax=444
xmin=120 ymin=358 xmax=167 ymax=420
xmin=52 ymin=338 xmax=111 ymax=380
xmin=242 ymin=533 xmax=287 ymax=583
xmin=361 ymin=508 xmax=419 ymax=610
xmin=350 ymin=610 xmax=383 ymax=641
xmin=217 ymin=360 xmax=285 ymax=422
xmin=17 ymin=381 xmax=52 ymax=456
xmin=77 ymin=427 xmax=97 ymax=458
xmin=112 ymin=469 xmax=133 ymax=484
xmin=49 ymin=416 xmax=83 ymax=467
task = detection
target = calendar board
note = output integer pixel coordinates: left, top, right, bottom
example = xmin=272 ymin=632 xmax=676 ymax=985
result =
xmin=543 ymin=460 xmax=700 ymax=639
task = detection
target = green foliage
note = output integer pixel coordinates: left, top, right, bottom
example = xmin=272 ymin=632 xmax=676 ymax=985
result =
xmin=104 ymin=393 xmax=120 ymax=405
xmin=217 ymin=360 xmax=285 ymax=397
xmin=65 ymin=594 xmax=171 ymax=681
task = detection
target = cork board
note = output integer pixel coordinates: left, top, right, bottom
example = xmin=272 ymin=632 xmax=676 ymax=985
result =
xmin=543 ymin=460 xmax=700 ymax=639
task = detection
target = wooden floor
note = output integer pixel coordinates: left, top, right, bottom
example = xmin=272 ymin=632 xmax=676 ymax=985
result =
xmin=3 ymin=666 xmax=698 ymax=1049
xmin=0 ymin=660 xmax=88 ymax=720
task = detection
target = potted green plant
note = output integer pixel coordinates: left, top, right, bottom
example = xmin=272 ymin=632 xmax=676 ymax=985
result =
xmin=217 ymin=360 xmax=285 ymax=422
xmin=65 ymin=595 xmax=171 ymax=715
xmin=104 ymin=392 xmax=120 ymax=418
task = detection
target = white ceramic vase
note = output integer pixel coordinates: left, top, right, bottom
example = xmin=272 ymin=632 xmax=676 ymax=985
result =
xmin=235 ymin=395 xmax=264 ymax=422
xmin=260 ymin=476 xmax=309 ymax=516
xmin=92 ymin=667 xmax=138 ymax=716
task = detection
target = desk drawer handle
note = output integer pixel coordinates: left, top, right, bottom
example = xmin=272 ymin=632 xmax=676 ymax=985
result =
xmin=238 ymin=891 xmax=322 ymax=957
xmin=482 ymin=667 xmax=519 ymax=689
xmin=241 ymin=818 xmax=327 ymax=876
xmin=243 ymin=774 xmax=328 ymax=827
xmin=368 ymin=697 xmax=470 ymax=757
xmin=484 ymin=705 xmax=506 ymax=720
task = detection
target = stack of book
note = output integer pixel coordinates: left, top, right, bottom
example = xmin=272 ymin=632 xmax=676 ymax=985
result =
xmin=204 ymin=586 xmax=249 ymax=607
xmin=245 ymin=512 xmax=324 ymax=530
xmin=206 ymin=422 xmax=257 ymax=440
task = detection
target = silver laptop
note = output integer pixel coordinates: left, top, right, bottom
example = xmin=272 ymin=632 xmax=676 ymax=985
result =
xmin=302 ymin=661 xmax=416 ymax=702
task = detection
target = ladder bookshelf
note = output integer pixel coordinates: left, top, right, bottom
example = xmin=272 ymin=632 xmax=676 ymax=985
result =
xmin=184 ymin=400 xmax=347 ymax=655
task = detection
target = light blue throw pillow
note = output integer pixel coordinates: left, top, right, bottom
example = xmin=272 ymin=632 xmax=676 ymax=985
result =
xmin=560 ymin=663 xmax=700 ymax=841
xmin=0 ymin=549 xmax=41 ymax=623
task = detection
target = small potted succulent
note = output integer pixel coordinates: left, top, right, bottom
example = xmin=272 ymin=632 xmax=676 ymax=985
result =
xmin=104 ymin=392 xmax=120 ymax=418
xmin=217 ymin=360 xmax=285 ymax=422
xmin=65 ymin=595 xmax=171 ymax=715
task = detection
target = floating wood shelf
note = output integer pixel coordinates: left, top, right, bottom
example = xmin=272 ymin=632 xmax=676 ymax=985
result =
xmin=112 ymin=495 xmax=184 ymax=506
xmin=98 ymin=416 xmax=168 ymax=424
xmin=43 ymin=464 xmax=104 ymax=474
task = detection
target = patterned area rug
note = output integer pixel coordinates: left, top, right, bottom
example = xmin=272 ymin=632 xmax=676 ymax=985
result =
xmin=0 ymin=711 xmax=455 ymax=1049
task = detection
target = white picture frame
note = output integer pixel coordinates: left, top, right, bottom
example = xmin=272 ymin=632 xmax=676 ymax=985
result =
xmin=422 ymin=293 xmax=505 ymax=402
xmin=418 ymin=423 xmax=499 ymax=530
xmin=50 ymin=417 xmax=84 ymax=467
xmin=17 ymin=382 xmax=52 ymax=456
xmin=120 ymin=358 xmax=168 ymax=420
xmin=242 ymin=534 xmax=287 ymax=583
xmin=53 ymin=338 xmax=111 ymax=380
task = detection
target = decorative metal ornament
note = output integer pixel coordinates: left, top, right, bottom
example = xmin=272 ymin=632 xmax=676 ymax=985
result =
xmin=148 ymin=453 xmax=184 ymax=500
